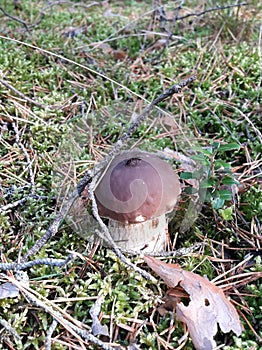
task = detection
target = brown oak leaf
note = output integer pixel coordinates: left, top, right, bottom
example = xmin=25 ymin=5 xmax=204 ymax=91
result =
xmin=144 ymin=256 xmax=242 ymax=350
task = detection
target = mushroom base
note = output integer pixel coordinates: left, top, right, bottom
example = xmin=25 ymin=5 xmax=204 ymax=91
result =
xmin=108 ymin=214 xmax=167 ymax=253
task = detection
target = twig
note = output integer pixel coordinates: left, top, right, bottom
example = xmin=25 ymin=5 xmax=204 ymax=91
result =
xmin=0 ymin=7 xmax=30 ymax=32
xmin=20 ymin=188 xmax=83 ymax=262
xmin=45 ymin=319 xmax=58 ymax=350
xmin=145 ymin=243 xmax=204 ymax=257
xmin=0 ymin=254 xmax=73 ymax=271
xmin=0 ymin=78 xmax=46 ymax=108
xmin=160 ymin=3 xmax=249 ymax=22
xmin=12 ymin=122 xmax=35 ymax=195
xmin=0 ymin=192 xmax=50 ymax=213
xmin=0 ymin=317 xmax=21 ymax=340
xmin=0 ymin=78 xmax=60 ymax=110
xmin=0 ymin=196 xmax=29 ymax=212
xmin=91 ymin=75 xmax=196 ymax=179
xmin=8 ymin=277 xmax=115 ymax=350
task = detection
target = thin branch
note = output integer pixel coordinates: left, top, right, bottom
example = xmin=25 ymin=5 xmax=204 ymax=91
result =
xmin=90 ymin=75 xmax=196 ymax=179
xmin=145 ymin=243 xmax=204 ymax=257
xmin=0 ymin=254 xmax=73 ymax=271
xmin=20 ymin=187 xmax=84 ymax=262
xmin=0 ymin=7 xmax=30 ymax=32
xmin=8 ymin=277 xmax=115 ymax=350
xmin=45 ymin=319 xmax=58 ymax=350
xmin=0 ymin=196 xmax=29 ymax=212
xmin=0 ymin=317 xmax=21 ymax=340
xmin=12 ymin=122 xmax=35 ymax=194
xmin=0 ymin=78 xmax=60 ymax=110
xmin=0 ymin=78 xmax=45 ymax=108
xmin=161 ymin=3 xmax=249 ymax=22
xmin=0 ymin=192 xmax=51 ymax=213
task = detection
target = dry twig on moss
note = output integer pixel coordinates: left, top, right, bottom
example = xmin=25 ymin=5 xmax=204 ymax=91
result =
xmin=0 ymin=78 xmax=46 ymax=109
xmin=0 ymin=78 xmax=61 ymax=110
xmin=45 ymin=319 xmax=58 ymax=350
xmin=4 ymin=275 xmax=115 ymax=350
xmin=0 ymin=255 xmax=73 ymax=271
xmin=0 ymin=122 xmax=36 ymax=212
xmin=156 ymin=2 xmax=249 ymax=22
xmin=0 ymin=7 xmax=30 ymax=32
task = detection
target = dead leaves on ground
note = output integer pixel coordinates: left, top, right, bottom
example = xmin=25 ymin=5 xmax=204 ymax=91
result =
xmin=144 ymin=256 xmax=243 ymax=350
xmin=89 ymin=42 xmax=127 ymax=61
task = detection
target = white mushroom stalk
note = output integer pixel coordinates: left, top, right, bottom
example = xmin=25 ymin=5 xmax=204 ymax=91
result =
xmin=95 ymin=150 xmax=181 ymax=253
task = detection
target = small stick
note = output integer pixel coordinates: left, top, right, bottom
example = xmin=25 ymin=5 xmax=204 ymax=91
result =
xmin=0 ymin=7 xmax=30 ymax=32
xmin=0 ymin=318 xmax=21 ymax=340
xmin=8 ymin=277 xmax=115 ymax=350
xmin=45 ymin=319 xmax=58 ymax=350
xmin=92 ymin=75 xmax=196 ymax=177
xmin=0 ymin=254 xmax=73 ymax=271
xmin=0 ymin=78 xmax=46 ymax=108
xmin=0 ymin=78 xmax=60 ymax=110
xmin=21 ymin=189 xmax=83 ymax=262
xmin=159 ymin=3 xmax=249 ymax=22
xmin=121 ymin=243 xmax=204 ymax=258
xmin=12 ymin=122 xmax=35 ymax=195
xmin=0 ymin=193 xmax=50 ymax=213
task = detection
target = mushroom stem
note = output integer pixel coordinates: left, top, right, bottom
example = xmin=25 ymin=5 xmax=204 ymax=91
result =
xmin=108 ymin=214 xmax=167 ymax=253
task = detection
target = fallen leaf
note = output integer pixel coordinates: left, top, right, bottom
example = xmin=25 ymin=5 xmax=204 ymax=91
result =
xmin=89 ymin=42 xmax=127 ymax=60
xmin=89 ymin=42 xmax=113 ymax=54
xmin=144 ymin=256 xmax=242 ymax=350
xmin=112 ymin=49 xmax=127 ymax=61
xmin=0 ymin=282 xmax=20 ymax=299
xmin=157 ymin=286 xmax=189 ymax=316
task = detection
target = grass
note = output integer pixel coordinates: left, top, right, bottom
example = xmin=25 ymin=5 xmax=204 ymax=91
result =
xmin=0 ymin=0 xmax=261 ymax=349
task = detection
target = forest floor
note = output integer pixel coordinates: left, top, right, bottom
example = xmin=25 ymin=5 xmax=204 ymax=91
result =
xmin=0 ymin=1 xmax=261 ymax=349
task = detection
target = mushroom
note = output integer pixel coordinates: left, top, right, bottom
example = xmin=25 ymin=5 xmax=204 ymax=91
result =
xmin=94 ymin=150 xmax=181 ymax=252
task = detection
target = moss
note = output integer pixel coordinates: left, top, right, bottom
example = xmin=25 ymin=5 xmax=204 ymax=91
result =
xmin=0 ymin=0 xmax=261 ymax=349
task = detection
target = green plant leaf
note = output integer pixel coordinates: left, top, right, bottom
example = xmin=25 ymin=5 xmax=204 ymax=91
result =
xmin=191 ymin=155 xmax=210 ymax=165
xmin=218 ymin=189 xmax=232 ymax=200
xmin=214 ymin=160 xmax=232 ymax=170
xmin=200 ymin=178 xmax=217 ymax=188
xmin=194 ymin=146 xmax=213 ymax=156
xmin=219 ymin=207 xmax=233 ymax=220
xmin=211 ymin=197 xmax=225 ymax=209
xmin=180 ymin=172 xmax=194 ymax=179
xmin=211 ymin=142 xmax=221 ymax=149
xmin=218 ymin=143 xmax=241 ymax=152
xmin=222 ymin=177 xmax=240 ymax=185
xmin=184 ymin=187 xmax=199 ymax=194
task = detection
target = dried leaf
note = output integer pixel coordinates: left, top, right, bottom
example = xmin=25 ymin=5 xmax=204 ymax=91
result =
xmin=90 ymin=42 xmax=113 ymax=54
xmin=112 ymin=49 xmax=127 ymax=61
xmin=0 ymin=271 xmax=29 ymax=299
xmin=0 ymin=282 xmax=20 ymax=299
xmin=158 ymin=287 xmax=189 ymax=316
xmin=144 ymin=256 xmax=242 ymax=350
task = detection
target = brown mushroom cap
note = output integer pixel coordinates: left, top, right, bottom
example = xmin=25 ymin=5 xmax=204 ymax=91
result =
xmin=95 ymin=150 xmax=181 ymax=224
